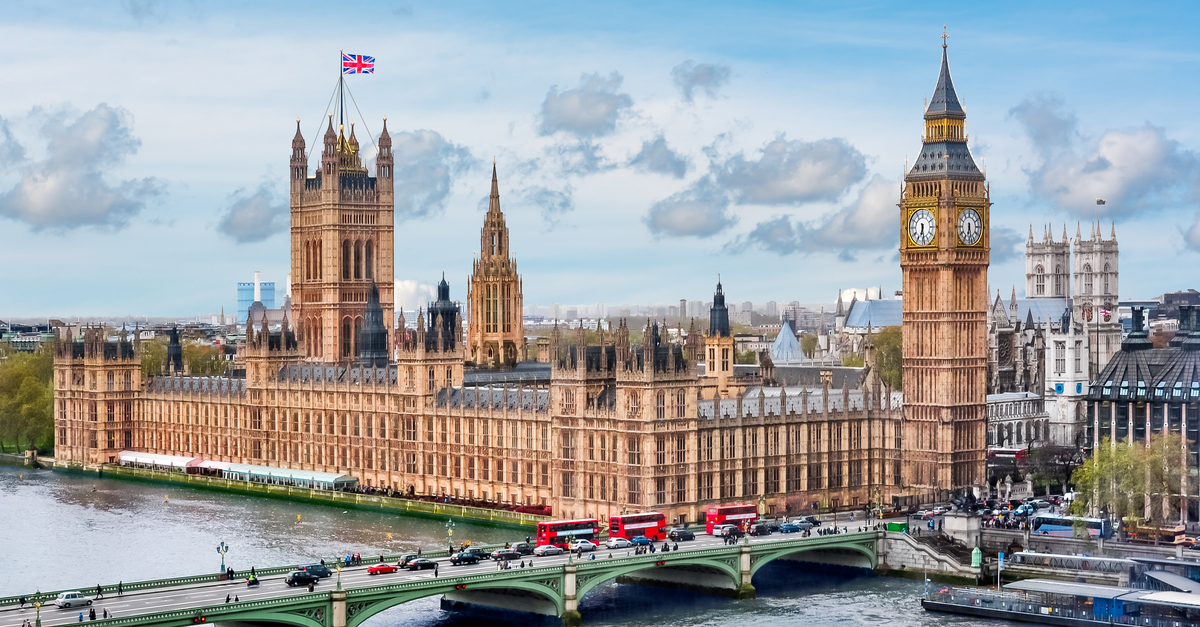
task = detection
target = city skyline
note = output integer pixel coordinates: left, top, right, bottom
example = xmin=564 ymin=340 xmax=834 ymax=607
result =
xmin=2 ymin=1 xmax=1199 ymax=317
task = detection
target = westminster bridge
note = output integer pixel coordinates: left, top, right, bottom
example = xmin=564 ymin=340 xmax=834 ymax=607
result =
xmin=0 ymin=531 xmax=966 ymax=627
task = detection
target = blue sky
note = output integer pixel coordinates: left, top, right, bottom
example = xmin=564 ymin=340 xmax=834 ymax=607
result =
xmin=2 ymin=1 xmax=1199 ymax=318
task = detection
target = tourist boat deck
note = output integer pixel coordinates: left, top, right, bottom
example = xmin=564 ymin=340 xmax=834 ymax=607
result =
xmin=924 ymin=578 xmax=1200 ymax=627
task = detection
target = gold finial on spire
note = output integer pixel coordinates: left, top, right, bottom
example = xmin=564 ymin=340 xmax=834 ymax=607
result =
xmin=942 ymin=24 xmax=948 ymax=48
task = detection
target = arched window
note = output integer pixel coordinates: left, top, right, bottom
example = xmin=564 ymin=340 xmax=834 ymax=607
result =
xmin=342 ymin=319 xmax=352 ymax=357
xmin=445 ymin=367 xmax=452 ymax=385
xmin=1083 ymin=263 xmax=1093 ymax=294
xmin=353 ymin=241 xmax=362 ymax=280
xmin=342 ymin=241 xmax=351 ymax=280
xmin=656 ymin=391 xmax=666 ymax=419
xmin=316 ymin=241 xmax=322 ymax=280
xmin=1035 ymin=265 xmax=1045 ymax=295
xmin=364 ymin=241 xmax=374 ymax=280
xmin=491 ymin=233 xmax=498 ymax=255
xmin=428 ymin=368 xmax=435 ymax=391
xmin=353 ymin=317 xmax=363 ymax=356
xmin=676 ymin=389 xmax=686 ymax=418
xmin=1053 ymin=264 xmax=1062 ymax=295
xmin=1103 ymin=263 xmax=1110 ymax=294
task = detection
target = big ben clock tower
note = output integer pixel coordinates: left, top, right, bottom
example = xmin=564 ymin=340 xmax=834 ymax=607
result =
xmin=900 ymin=35 xmax=989 ymax=497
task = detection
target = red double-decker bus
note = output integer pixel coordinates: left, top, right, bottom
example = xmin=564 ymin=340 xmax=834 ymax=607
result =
xmin=609 ymin=512 xmax=667 ymax=541
xmin=705 ymin=504 xmax=758 ymax=534
xmin=535 ymin=518 xmax=600 ymax=549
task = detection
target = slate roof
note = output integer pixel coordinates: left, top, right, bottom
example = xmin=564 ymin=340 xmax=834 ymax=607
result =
xmin=843 ymin=299 xmax=902 ymax=329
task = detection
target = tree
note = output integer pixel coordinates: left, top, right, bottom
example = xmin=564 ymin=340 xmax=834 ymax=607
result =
xmin=874 ymin=326 xmax=902 ymax=390
xmin=1069 ymin=433 xmax=1192 ymax=544
xmin=184 ymin=343 xmax=228 ymax=375
xmin=735 ymin=350 xmax=757 ymax=365
xmin=1026 ymin=444 xmax=1079 ymax=495
xmin=800 ymin=335 xmax=818 ymax=358
xmin=841 ymin=353 xmax=864 ymax=367
xmin=140 ymin=338 xmax=167 ymax=376
xmin=0 ymin=348 xmax=55 ymax=453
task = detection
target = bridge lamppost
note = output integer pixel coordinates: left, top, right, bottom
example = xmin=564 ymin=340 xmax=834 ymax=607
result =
xmin=335 ymin=563 xmax=342 ymax=591
xmin=216 ymin=542 xmax=230 ymax=573
xmin=34 ymin=602 xmax=42 ymax=627
xmin=445 ymin=519 xmax=455 ymax=552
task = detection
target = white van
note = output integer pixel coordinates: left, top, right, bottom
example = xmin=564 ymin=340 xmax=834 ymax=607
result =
xmin=54 ymin=592 xmax=93 ymax=609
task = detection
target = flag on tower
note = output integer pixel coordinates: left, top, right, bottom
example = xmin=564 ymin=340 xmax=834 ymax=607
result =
xmin=1096 ymin=199 xmax=1106 ymax=205
xmin=342 ymin=53 xmax=375 ymax=74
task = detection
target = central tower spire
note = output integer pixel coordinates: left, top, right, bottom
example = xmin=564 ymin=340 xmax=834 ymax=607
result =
xmin=467 ymin=164 xmax=525 ymax=367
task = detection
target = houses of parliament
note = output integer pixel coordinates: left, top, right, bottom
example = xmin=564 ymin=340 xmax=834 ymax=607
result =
xmin=52 ymin=42 xmax=990 ymax=521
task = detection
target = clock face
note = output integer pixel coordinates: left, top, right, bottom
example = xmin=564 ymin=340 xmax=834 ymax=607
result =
xmin=958 ymin=208 xmax=982 ymax=245
xmin=908 ymin=209 xmax=936 ymax=247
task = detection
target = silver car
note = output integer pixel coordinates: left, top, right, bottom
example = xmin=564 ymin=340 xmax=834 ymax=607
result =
xmin=54 ymin=592 xmax=93 ymax=609
xmin=605 ymin=537 xmax=632 ymax=549
xmin=533 ymin=544 xmax=564 ymax=556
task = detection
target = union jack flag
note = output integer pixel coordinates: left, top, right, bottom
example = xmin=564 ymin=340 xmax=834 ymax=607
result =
xmin=342 ymin=53 xmax=375 ymax=74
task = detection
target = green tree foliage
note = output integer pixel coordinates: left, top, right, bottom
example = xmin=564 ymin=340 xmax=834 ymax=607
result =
xmin=140 ymin=338 xmax=167 ymax=376
xmin=735 ymin=350 xmax=757 ymax=365
xmin=874 ymin=326 xmax=903 ymax=390
xmin=140 ymin=338 xmax=227 ymax=376
xmin=800 ymin=335 xmax=818 ymax=358
xmin=1069 ymin=434 xmax=1192 ymax=544
xmin=841 ymin=353 xmax=864 ymax=367
xmin=0 ymin=348 xmax=55 ymax=453
xmin=1026 ymin=444 xmax=1080 ymax=494
xmin=184 ymin=342 xmax=228 ymax=375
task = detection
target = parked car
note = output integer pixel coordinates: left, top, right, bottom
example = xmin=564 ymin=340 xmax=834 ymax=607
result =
xmin=931 ymin=506 xmax=948 ymax=515
xmin=667 ymin=528 xmax=695 ymax=541
xmin=54 ymin=592 xmax=92 ymax=609
xmin=570 ymin=539 xmax=598 ymax=552
xmin=406 ymin=558 xmax=437 ymax=571
xmin=298 ymin=564 xmax=333 ymax=578
xmin=464 ymin=547 xmax=493 ymax=560
xmin=605 ymin=537 xmax=632 ymax=549
xmin=513 ymin=542 xmax=535 ymax=555
xmin=367 ymin=563 xmax=398 ymax=575
xmin=629 ymin=535 xmax=653 ymax=546
xmin=779 ymin=523 xmax=801 ymax=534
xmin=285 ymin=571 xmax=320 ymax=587
xmin=493 ymin=548 xmax=522 ymax=561
xmin=748 ymin=524 xmax=772 ymax=537
xmin=450 ymin=552 xmax=480 ymax=566
xmin=533 ymin=545 xmax=564 ymax=556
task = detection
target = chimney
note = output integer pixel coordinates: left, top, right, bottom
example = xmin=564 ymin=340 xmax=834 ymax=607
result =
xmin=254 ymin=271 xmax=261 ymax=302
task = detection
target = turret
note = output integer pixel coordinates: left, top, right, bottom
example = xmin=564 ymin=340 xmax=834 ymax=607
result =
xmin=377 ymin=117 xmax=393 ymax=192
xmin=320 ymin=115 xmax=337 ymax=186
xmin=290 ymin=119 xmax=306 ymax=193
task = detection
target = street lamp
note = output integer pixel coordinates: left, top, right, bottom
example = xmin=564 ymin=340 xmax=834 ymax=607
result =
xmin=445 ymin=519 xmax=455 ymax=551
xmin=216 ymin=542 xmax=230 ymax=572
xmin=35 ymin=602 xmax=42 ymax=627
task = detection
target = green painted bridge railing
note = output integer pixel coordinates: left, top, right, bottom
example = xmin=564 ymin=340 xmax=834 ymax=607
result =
xmin=0 ymin=543 xmax=512 ymax=608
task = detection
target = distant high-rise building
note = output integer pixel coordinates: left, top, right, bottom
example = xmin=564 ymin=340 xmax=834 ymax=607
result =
xmin=236 ymin=272 xmax=275 ymax=325
xmin=679 ymin=298 xmax=687 ymax=318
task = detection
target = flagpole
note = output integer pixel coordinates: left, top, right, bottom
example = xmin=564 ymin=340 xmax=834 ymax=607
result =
xmin=338 ymin=49 xmax=345 ymax=130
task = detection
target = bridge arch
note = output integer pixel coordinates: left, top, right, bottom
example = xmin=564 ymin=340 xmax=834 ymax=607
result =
xmin=346 ymin=578 xmax=564 ymax=627
xmin=574 ymin=555 xmax=741 ymax=600
xmin=750 ymin=539 xmax=877 ymax=577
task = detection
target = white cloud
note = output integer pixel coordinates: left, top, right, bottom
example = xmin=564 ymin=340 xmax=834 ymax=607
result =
xmin=217 ymin=183 xmax=288 ymax=243
xmin=390 ymin=129 xmax=475 ymax=220
xmin=671 ymin=60 xmax=731 ymax=103
xmin=629 ymin=135 xmax=689 ymax=179
xmin=0 ymin=104 xmax=163 ymax=230
xmin=712 ymin=135 xmax=867 ymax=205
xmin=395 ymin=279 xmax=437 ymax=311
xmin=644 ymin=178 xmax=735 ymax=238
xmin=728 ymin=175 xmax=896 ymax=258
xmin=1011 ymin=95 xmax=1198 ymax=216
xmin=539 ymin=72 xmax=633 ymax=138
xmin=1185 ymin=214 xmax=1200 ymax=252
xmin=521 ymin=185 xmax=575 ymax=224
xmin=990 ymin=226 xmax=1024 ymax=263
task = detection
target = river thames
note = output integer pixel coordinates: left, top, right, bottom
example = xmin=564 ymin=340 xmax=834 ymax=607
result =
xmin=0 ymin=464 xmax=998 ymax=627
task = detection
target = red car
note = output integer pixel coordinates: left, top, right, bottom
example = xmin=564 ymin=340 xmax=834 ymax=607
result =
xmin=367 ymin=563 xmax=398 ymax=575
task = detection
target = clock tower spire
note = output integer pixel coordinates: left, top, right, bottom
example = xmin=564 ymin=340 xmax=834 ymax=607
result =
xmin=899 ymin=35 xmax=990 ymax=497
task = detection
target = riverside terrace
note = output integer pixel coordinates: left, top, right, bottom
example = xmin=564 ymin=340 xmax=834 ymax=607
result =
xmin=0 ymin=531 xmax=882 ymax=627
